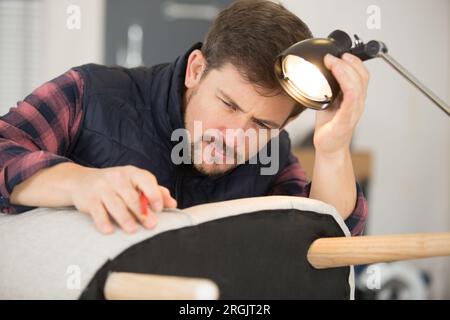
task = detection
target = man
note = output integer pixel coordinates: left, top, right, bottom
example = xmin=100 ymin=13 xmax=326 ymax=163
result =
xmin=0 ymin=0 xmax=368 ymax=235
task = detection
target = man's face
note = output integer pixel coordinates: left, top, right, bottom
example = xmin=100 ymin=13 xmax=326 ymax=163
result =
xmin=182 ymin=50 xmax=296 ymax=176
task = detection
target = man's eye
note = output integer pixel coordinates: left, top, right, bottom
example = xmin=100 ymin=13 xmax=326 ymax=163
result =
xmin=221 ymin=99 xmax=236 ymax=111
xmin=254 ymin=120 xmax=270 ymax=129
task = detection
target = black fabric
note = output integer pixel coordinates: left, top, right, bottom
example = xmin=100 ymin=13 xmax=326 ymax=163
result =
xmin=68 ymin=43 xmax=292 ymax=209
xmin=80 ymin=209 xmax=351 ymax=300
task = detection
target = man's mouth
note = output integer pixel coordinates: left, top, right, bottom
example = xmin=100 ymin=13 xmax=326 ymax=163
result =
xmin=208 ymin=141 xmax=227 ymax=158
xmin=212 ymin=142 xmax=226 ymax=158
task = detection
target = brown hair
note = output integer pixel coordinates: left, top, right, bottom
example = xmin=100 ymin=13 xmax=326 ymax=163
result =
xmin=202 ymin=0 xmax=313 ymax=120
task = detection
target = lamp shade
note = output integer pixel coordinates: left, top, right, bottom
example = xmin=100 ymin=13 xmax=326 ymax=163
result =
xmin=275 ymin=39 xmax=338 ymax=110
xmin=275 ymin=30 xmax=355 ymax=110
xmin=274 ymin=30 xmax=389 ymax=111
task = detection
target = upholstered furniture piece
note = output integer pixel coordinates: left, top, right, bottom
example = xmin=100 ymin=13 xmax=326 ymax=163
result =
xmin=1 ymin=196 xmax=448 ymax=300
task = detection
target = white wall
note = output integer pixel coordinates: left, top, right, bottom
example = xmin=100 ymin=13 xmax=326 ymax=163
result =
xmin=447 ymin=1 xmax=450 ymax=299
xmin=0 ymin=0 xmax=105 ymax=116
xmin=281 ymin=0 xmax=450 ymax=298
xmin=39 ymin=0 xmax=105 ymax=82
xmin=0 ymin=0 xmax=44 ymax=114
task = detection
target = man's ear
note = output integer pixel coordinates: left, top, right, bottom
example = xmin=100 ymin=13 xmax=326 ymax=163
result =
xmin=185 ymin=49 xmax=206 ymax=89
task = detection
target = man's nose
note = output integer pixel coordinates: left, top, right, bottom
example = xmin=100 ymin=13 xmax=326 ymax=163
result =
xmin=220 ymin=127 xmax=247 ymax=150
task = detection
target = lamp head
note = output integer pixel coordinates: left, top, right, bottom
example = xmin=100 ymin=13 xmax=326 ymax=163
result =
xmin=275 ymin=30 xmax=384 ymax=110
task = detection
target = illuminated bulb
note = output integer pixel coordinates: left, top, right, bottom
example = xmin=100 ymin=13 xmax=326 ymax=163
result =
xmin=282 ymin=55 xmax=332 ymax=102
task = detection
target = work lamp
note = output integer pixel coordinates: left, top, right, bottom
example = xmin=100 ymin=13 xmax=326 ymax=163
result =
xmin=275 ymin=30 xmax=450 ymax=117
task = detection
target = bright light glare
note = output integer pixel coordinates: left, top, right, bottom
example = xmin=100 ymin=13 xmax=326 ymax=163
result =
xmin=282 ymin=55 xmax=332 ymax=102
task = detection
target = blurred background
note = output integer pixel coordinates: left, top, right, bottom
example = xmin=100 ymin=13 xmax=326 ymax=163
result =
xmin=0 ymin=0 xmax=449 ymax=299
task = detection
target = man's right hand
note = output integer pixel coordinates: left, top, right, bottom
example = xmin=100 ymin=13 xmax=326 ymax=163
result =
xmin=70 ymin=165 xmax=177 ymax=234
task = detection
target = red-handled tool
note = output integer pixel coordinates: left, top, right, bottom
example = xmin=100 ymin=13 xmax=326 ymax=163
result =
xmin=140 ymin=191 xmax=149 ymax=217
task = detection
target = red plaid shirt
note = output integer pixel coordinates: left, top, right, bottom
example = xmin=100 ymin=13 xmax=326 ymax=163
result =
xmin=0 ymin=70 xmax=368 ymax=235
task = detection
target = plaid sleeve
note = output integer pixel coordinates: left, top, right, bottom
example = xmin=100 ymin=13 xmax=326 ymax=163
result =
xmin=0 ymin=70 xmax=84 ymax=214
xmin=268 ymin=152 xmax=368 ymax=236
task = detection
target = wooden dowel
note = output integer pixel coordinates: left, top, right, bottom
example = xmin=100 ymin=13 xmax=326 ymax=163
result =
xmin=104 ymin=272 xmax=219 ymax=300
xmin=307 ymin=232 xmax=450 ymax=269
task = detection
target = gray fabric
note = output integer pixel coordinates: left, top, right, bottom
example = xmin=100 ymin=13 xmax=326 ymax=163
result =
xmin=0 ymin=196 xmax=354 ymax=299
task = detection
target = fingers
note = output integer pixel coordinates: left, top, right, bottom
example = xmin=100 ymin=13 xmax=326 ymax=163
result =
xmin=324 ymin=53 xmax=368 ymax=124
xmin=324 ymin=53 xmax=363 ymax=94
xmin=130 ymin=169 xmax=164 ymax=212
xmin=159 ymin=186 xmax=177 ymax=209
xmin=341 ymin=53 xmax=370 ymax=84
xmin=90 ymin=202 xmax=114 ymax=234
xmin=102 ymin=190 xmax=139 ymax=234
xmin=87 ymin=166 xmax=178 ymax=234
xmin=116 ymin=184 xmax=158 ymax=230
xmin=129 ymin=168 xmax=177 ymax=211
xmin=116 ymin=183 xmax=141 ymax=218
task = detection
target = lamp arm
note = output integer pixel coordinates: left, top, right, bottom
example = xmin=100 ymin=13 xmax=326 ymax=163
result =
xmin=348 ymin=40 xmax=450 ymax=117
xmin=378 ymin=51 xmax=450 ymax=117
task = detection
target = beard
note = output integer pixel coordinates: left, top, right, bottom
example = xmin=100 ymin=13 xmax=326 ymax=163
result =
xmin=190 ymin=139 xmax=240 ymax=177
xmin=183 ymin=88 xmax=242 ymax=177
